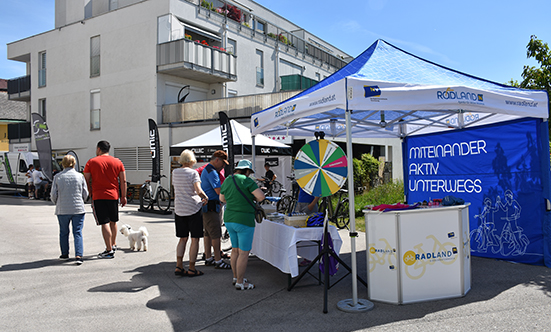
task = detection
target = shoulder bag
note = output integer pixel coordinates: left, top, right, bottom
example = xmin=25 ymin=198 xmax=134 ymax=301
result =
xmin=231 ymin=175 xmax=266 ymax=223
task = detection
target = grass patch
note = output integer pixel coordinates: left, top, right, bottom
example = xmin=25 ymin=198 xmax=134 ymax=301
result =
xmin=347 ymin=180 xmax=405 ymax=232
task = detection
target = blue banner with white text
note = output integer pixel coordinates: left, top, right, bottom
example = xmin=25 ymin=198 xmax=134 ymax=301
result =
xmin=404 ymin=118 xmax=547 ymax=265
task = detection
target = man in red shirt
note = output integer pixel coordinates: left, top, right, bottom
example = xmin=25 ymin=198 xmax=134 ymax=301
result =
xmin=84 ymin=140 xmax=127 ymax=259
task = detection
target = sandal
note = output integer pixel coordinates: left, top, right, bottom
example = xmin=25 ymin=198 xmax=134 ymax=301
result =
xmin=232 ymin=277 xmax=247 ymax=285
xmin=215 ymin=261 xmax=231 ymax=269
xmin=187 ymin=269 xmax=204 ymax=277
xmin=174 ymin=266 xmax=187 ymax=277
xmin=205 ymin=258 xmax=216 ymax=266
xmin=221 ymin=251 xmax=231 ymax=259
xmin=235 ymin=282 xmax=255 ymax=290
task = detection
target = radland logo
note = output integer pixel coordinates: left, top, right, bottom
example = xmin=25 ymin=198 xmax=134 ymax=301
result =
xmin=274 ymin=104 xmax=296 ymax=118
xmin=402 ymin=247 xmax=458 ymax=266
xmin=370 ymin=247 xmax=395 ymax=254
xmin=364 ymin=85 xmax=381 ymax=98
xmin=445 ymin=112 xmax=480 ymax=126
xmin=254 ymin=117 xmax=259 ymax=127
xmin=437 ymin=88 xmax=483 ymax=103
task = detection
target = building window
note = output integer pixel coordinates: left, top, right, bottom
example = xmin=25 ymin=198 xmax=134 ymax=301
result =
xmin=227 ymin=39 xmax=237 ymax=55
xmin=90 ymin=36 xmax=100 ymax=77
xmin=38 ymin=98 xmax=46 ymax=119
xmin=254 ymin=20 xmax=266 ymax=33
xmin=90 ymin=90 xmax=100 ymax=130
xmin=38 ymin=51 xmax=46 ymax=87
xmin=256 ymin=49 xmax=264 ymax=87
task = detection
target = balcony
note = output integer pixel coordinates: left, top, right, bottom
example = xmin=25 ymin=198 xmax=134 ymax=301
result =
xmin=157 ymin=38 xmax=237 ymax=83
xmin=280 ymin=74 xmax=319 ymax=91
xmin=162 ymin=90 xmax=300 ymax=123
xmin=7 ymin=75 xmax=31 ymax=101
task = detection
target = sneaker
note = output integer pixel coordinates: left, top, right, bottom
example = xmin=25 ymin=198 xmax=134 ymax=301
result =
xmin=98 ymin=250 xmax=115 ymax=259
xmin=59 ymin=254 xmax=69 ymax=260
xmin=112 ymin=245 xmax=119 ymax=251
xmin=76 ymin=257 xmax=84 ymax=265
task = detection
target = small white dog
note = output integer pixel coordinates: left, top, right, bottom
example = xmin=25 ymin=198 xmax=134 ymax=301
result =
xmin=119 ymin=224 xmax=149 ymax=251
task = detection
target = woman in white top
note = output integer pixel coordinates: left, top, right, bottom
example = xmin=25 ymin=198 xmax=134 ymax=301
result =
xmin=172 ymin=149 xmax=208 ymax=277
xmin=50 ymin=155 xmax=89 ymax=265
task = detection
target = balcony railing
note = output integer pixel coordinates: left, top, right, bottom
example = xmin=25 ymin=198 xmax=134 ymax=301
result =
xmin=196 ymin=0 xmax=348 ymax=71
xmin=280 ymin=74 xmax=319 ymax=91
xmin=157 ymin=38 xmax=237 ymax=83
xmin=7 ymin=75 xmax=31 ymax=101
xmin=162 ymin=90 xmax=300 ymax=123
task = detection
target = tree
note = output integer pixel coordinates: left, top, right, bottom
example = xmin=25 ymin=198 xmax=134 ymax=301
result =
xmin=509 ymin=35 xmax=551 ymax=133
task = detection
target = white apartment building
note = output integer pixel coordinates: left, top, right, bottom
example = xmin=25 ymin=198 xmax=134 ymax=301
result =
xmin=7 ymin=0 xmax=401 ymax=184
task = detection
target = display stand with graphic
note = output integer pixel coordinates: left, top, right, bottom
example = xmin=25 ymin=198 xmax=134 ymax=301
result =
xmin=289 ymin=133 xmax=372 ymax=313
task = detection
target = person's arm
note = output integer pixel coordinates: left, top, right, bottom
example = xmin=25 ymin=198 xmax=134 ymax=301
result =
xmin=119 ymin=171 xmax=127 ymax=207
xmin=50 ymin=177 xmax=58 ymax=204
xmin=252 ymin=188 xmax=265 ymax=203
xmin=219 ymin=193 xmax=226 ymax=203
xmin=193 ymin=181 xmax=208 ymax=206
xmin=307 ymin=196 xmax=320 ymax=212
xmin=81 ymin=174 xmax=89 ymax=201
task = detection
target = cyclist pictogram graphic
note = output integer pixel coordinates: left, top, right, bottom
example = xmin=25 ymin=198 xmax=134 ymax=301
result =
xmin=470 ymin=190 xmax=529 ymax=257
xmin=368 ymin=238 xmax=396 ymax=273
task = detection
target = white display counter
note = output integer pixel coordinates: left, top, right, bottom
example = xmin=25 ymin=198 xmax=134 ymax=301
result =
xmin=364 ymin=204 xmax=471 ymax=304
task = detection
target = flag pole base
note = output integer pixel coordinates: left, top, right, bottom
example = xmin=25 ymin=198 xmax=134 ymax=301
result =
xmin=337 ymin=299 xmax=374 ymax=313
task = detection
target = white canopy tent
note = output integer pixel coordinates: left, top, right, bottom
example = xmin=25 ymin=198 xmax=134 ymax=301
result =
xmin=171 ymin=120 xmax=294 ymax=192
xmin=250 ymin=39 xmax=549 ymax=308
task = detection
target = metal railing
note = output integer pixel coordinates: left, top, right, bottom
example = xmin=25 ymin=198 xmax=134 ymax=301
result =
xmin=162 ymin=90 xmax=300 ymax=123
xmin=157 ymin=38 xmax=237 ymax=81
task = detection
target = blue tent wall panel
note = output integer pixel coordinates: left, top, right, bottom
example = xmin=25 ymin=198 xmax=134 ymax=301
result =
xmin=404 ymin=118 xmax=550 ymax=266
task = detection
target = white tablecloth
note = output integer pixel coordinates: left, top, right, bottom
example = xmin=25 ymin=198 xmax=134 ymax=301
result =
xmin=251 ymin=219 xmax=342 ymax=277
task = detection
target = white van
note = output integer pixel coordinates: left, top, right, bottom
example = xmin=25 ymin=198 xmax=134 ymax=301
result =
xmin=0 ymin=152 xmax=61 ymax=190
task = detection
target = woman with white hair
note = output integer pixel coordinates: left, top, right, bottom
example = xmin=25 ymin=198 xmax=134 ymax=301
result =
xmin=172 ymin=149 xmax=208 ymax=277
xmin=50 ymin=154 xmax=89 ymax=265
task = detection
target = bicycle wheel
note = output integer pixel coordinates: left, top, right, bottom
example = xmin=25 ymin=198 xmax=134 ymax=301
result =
xmin=156 ymin=188 xmax=171 ymax=212
xmin=271 ymin=181 xmax=282 ymax=194
xmin=140 ymin=187 xmax=152 ymax=210
xmin=277 ymin=195 xmax=293 ymax=214
xmin=335 ymin=198 xmax=350 ymax=229
xmin=126 ymin=187 xmax=135 ymax=204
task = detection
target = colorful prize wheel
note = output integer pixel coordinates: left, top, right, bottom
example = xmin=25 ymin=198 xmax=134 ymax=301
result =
xmin=294 ymin=139 xmax=348 ymax=197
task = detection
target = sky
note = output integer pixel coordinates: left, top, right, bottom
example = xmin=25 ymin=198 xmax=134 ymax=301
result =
xmin=1 ymin=0 xmax=550 ymax=85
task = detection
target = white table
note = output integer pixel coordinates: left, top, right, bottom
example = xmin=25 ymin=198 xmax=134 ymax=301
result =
xmin=251 ymin=219 xmax=342 ymax=278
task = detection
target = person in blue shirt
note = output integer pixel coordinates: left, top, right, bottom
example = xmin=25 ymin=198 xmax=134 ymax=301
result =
xmin=295 ymin=188 xmax=320 ymax=215
xmin=200 ymin=150 xmax=231 ymax=269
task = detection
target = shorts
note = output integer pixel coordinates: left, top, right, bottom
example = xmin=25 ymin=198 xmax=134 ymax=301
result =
xmin=225 ymin=222 xmax=255 ymax=251
xmin=92 ymin=199 xmax=119 ymax=225
xmin=35 ymin=180 xmax=48 ymax=190
xmin=175 ymin=209 xmax=204 ymax=239
xmin=203 ymin=210 xmax=222 ymax=239
xmin=296 ymin=202 xmax=318 ymax=215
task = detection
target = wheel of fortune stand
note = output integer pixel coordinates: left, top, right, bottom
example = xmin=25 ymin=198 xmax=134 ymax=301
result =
xmin=293 ymin=139 xmax=347 ymax=198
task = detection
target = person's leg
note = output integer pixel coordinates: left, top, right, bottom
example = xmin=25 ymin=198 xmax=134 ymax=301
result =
xmin=231 ymin=247 xmax=239 ymax=280
xmin=203 ymin=236 xmax=212 ymax=259
xmin=109 ymin=221 xmax=117 ymax=248
xmin=212 ymin=238 xmax=222 ymax=261
xmin=235 ymin=249 xmax=250 ymax=284
xmin=189 ymin=238 xmax=200 ymax=271
xmin=72 ymin=214 xmax=85 ymax=258
xmin=58 ymin=215 xmax=71 ymax=257
xmin=176 ymin=237 xmax=188 ymax=270
xmin=101 ymin=223 xmax=113 ymax=251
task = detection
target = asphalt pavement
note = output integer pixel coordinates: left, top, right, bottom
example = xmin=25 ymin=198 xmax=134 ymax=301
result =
xmin=0 ymin=193 xmax=550 ymax=332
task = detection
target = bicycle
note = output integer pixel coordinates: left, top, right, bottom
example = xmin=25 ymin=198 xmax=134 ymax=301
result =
xmin=126 ymin=182 xmax=136 ymax=204
xmin=139 ymin=175 xmax=171 ymax=212
xmin=318 ymin=189 xmax=350 ymax=229
xmin=257 ymin=177 xmax=283 ymax=196
xmin=276 ymin=176 xmax=299 ymax=214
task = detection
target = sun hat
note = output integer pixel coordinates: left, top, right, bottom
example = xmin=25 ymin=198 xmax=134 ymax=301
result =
xmin=212 ymin=150 xmax=229 ymax=164
xmin=235 ymin=159 xmax=254 ymax=173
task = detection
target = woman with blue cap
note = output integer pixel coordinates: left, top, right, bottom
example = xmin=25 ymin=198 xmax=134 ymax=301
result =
xmin=220 ymin=159 xmax=265 ymax=290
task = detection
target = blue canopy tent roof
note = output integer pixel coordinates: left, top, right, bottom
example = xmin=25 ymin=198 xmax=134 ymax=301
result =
xmin=251 ymin=40 xmax=548 ymax=139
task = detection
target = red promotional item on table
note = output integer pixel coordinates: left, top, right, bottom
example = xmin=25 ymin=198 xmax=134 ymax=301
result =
xmin=372 ymin=203 xmax=410 ymax=211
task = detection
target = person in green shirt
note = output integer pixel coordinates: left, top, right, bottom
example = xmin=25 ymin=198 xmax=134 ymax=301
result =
xmin=220 ymin=159 xmax=265 ymax=290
